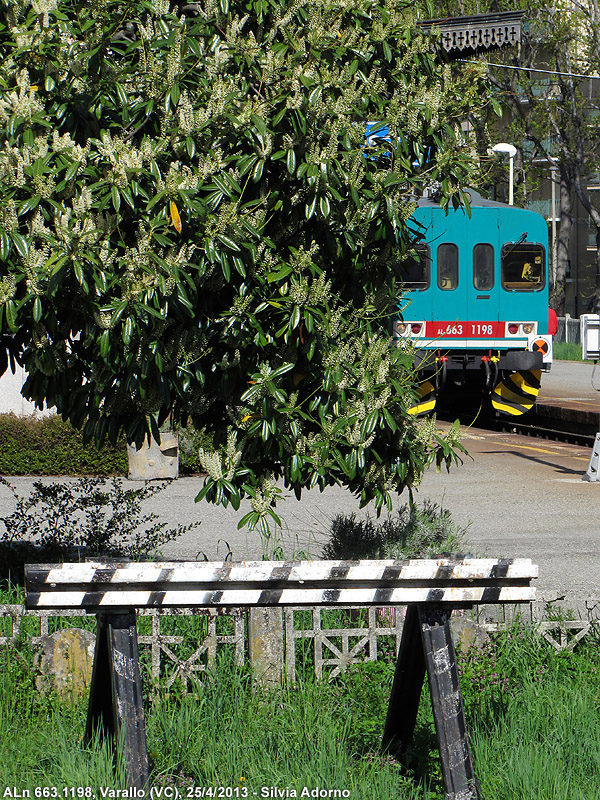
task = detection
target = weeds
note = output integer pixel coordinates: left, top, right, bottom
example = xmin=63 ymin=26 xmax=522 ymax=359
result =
xmin=322 ymin=500 xmax=469 ymax=560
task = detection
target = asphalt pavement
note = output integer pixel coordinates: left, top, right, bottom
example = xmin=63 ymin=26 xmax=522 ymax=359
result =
xmin=1 ymin=361 xmax=599 ymax=612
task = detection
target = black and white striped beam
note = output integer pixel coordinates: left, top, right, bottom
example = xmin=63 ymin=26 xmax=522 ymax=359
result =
xmin=25 ymin=558 xmax=537 ymax=611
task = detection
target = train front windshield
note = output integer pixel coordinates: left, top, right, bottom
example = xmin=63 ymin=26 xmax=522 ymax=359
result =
xmin=501 ymin=244 xmax=545 ymax=291
xmin=396 ymin=244 xmax=430 ymax=290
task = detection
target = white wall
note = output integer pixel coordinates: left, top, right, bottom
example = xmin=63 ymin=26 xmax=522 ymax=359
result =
xmin=0 ymin=366 xmax=54 ymax=416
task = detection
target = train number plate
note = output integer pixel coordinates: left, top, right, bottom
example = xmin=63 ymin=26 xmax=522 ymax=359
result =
xmin=426 ymin=321 xmax=504 ymax=338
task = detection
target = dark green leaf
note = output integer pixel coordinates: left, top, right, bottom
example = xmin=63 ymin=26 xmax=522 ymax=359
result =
xmin=11 ymin=233 xmax=28 ymax=258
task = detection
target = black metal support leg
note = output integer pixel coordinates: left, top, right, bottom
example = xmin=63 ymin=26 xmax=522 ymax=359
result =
xmin=85 ymin=612 xmax=150 ymax=789
xmin=419 ymin=606 xmax=480 ymax=800
xmin=381 ymin=605 xmax=426 ymax=761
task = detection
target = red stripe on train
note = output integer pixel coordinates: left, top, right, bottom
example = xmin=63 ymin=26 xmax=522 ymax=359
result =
xmin=425 ymin=321 xmax=506 ymax=338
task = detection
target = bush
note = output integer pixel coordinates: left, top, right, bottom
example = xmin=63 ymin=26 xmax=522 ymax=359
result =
xmin=0 ymin=414 xmax=127 ymax=476
xmin=0 ymin=476 xmax=201 ymax=584
xmin=322 ymin=500 xmax=469 ymax=560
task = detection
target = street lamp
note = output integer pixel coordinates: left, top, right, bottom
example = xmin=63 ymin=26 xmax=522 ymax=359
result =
xmin=492 ymin=143 xmax=517 ymax=206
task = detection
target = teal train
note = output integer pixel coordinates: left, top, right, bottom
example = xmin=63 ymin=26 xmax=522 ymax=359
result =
xmin=395 ymin=190 xmax=553 ymax=416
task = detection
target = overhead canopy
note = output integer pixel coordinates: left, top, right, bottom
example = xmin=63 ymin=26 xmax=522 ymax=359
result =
xmin=420 ymin=10 xmax=525 ymax=56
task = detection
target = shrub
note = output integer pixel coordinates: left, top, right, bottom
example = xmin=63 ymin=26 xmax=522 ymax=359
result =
xmin=322 ymin=500 xmax=470 ymax=560
xmin=0 ymin=476 xmax=201 ymax=583
xmin=0 ymin=0 xmax=486 ymax=535
xmin=0 ymin=414 xmax=127 ymax=476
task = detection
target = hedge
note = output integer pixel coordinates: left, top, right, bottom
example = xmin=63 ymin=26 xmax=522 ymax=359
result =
xmin=0 ymin=414 xmax=128 ymax=476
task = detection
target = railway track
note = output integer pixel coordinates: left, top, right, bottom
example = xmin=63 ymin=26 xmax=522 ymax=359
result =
xmin=437 ymin=397 xmax=600 ymax=447
xmin=493 ymin=414 xmax=597 ymax=447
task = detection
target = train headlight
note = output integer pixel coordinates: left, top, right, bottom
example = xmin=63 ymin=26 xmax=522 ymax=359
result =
xmin=507 ymin=324 xmax=519 ymax=335
xmin=522 ymin=323 xmax=535 ymax=334
xmin=395 ymin=321 xmax=424 ymax=337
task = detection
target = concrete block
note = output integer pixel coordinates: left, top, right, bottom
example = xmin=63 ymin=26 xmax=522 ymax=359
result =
xmin=127 ymin=433 xmax=179 ymax=480
xmin=450 ymin=616 xmax=488 ymax=652
xmin=34 ymin=627 xmax=96 ymax=696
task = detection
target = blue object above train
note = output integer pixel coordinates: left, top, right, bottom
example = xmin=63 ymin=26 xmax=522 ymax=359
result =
xmin=394 ymin=189 xmax=553 ymax=416
xmin=365 ymin=121 xmax=433 ymax=165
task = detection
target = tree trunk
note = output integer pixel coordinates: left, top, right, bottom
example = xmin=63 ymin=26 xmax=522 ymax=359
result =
xmin=573 ymin=164 xmax=600 ymax=314
xmin=552 ymin=171 xmax=573 ymax=315
xmin=594 ymin=229 xmax=600 ymax=313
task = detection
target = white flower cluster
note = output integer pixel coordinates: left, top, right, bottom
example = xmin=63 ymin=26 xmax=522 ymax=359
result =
xmin=198 ymin=448 xmax=224 ymax=481
xmin=0 ymin=275 xmax=16 ymax=304
xmin=289 ymin=243 xmax=318 ymax=272
xmin=94 ymin=311 xmax=112 ymax=331
xmin=0 ymin=144 xmax=27 ymax=187
xmin=32 ymin=324 xmax=50 ymax=350
xmin=149 ymin=0 xmax=171 ymax=15
xmin=320 ymin=305 xmax=343 ymax=339
xmin=72 ymin=187 xmax=93 ymax=218
xmin=53 ymin=208 xmax=98 ymax=248
xmin=23 ymin=243 xmax=51 ymax=295
xmin=32 ymin=174 xmax=56 ymax=200
xmin=224 ymin=429 xmax=243 ymax=480
xmin=198 ymin=431 xmax=243 ymax=483
xmin=31 ymin=0 xmax=58 ymax=28
xmin=138 ymin=16 xmax=183 ymax=98
xmin=163 ymin=162 xmax=199 ymax=197
xmin=253 ymin=241 xmax=279 ymax=276
xmin=196 ymin=148 xmax=226 ymax=181
xmin=268 ymin=0 xmax=307 ymax=44
xmin=96 ymin=132 xmax=152 ymax=188
xmin=163 ymin=243 xmax=197 ymax=274
xmin=51 ymin=131 xmax=89 ymax=170
xmin=205 ymin=41 xmax=233 ymax=81
xmin=412 ymin=415 xmax=437 ymax=448
xmin=0 ymin=200 xmax=18 ymax=233
xmin=0 ymin=69 xmax=43 ymax=123
xmin=362 ymin=460 xmax=397 ymax=493
xmin=345 ymin=420 xmax=376 ymax=449
xmin=250 ymin=476 xmax=279 ymax=517
xmin=177 ymin=92 xmax=198 ymax=137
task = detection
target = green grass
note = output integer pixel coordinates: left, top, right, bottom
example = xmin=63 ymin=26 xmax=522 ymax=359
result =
xmin=552 ymin=341 xmax=595 ymax=362
xmin=465 ymin=624 xmax=600 ymax=799
xmin=1 ymin=606 xmax=600 ymax=798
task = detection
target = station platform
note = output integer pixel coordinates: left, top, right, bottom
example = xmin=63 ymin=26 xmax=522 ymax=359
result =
xmin=536 ymin=361 xmax=600 ymax=431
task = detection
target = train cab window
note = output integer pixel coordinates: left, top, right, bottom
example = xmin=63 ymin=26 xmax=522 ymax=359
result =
xmin=473 ymin=244 xmax=494 ymax=290
xmin=394 ymin=244 xmax=430 ymax=291
xmin=437 ymin=243 xmax=458 ymax=290
xmin=501 ymin=244 xmax=545 ymax=291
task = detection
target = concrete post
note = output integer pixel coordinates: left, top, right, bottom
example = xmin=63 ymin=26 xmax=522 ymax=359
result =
xmin=247 ymin=607 xmax=284 ymax=687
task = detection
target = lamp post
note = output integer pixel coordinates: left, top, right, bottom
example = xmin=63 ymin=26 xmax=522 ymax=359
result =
xmin=492 ymin=143 xmax=517 ymax=206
